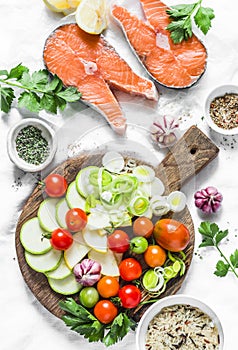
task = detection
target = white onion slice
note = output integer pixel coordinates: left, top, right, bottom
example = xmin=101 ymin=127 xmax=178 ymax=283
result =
xmin=167 ymin=191 xmax=186 ymax=212
xmin=132 ymin=165 xmax=155 ymax=183
xmin=102 ymin=151 xmax=125 ymax=173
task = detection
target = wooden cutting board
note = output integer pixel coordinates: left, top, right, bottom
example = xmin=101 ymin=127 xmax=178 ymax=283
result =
xmin=15 ymin=125 xmax=219 ymax=322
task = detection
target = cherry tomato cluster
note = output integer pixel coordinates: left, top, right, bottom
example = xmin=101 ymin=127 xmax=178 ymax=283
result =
xmin=42 ymin=173 xmax=190 ymax=326
xmin=42 ymin=174 xmax=88 ymax=251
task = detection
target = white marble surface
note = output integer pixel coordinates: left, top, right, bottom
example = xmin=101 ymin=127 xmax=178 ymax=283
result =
xmin=1 ymin=1 xmax=238 ymax=349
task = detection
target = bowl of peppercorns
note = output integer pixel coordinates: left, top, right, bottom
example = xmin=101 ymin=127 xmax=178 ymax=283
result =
xmin=7 ymin=118 xmax=57 ymax=172
xmin=205 ymin=84 xmax=238 ymax=135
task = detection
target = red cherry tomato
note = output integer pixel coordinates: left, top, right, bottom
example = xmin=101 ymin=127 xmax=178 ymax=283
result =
xmin=44 ymin=174 xmax=68 ymax=198
xmin=94 ymin=300 xmax=118 ymax=324
xmin=65 ymin=208 xmax=87 ymax=232
xmin=133 ymin=217 xmax=154 ymax=238
xmin=119 ymin=258 xmax=142 ymax=281
xmin=107 ymin=230 xmax=130 ymax=253
xmin=118 ymin=285 xmax=141 ymax=309
xmin=50 ymin=228 xmax=73 ymax=250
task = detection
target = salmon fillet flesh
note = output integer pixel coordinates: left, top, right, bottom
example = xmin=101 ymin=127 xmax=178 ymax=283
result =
xmin=112 ymin=0 xmax=207 ymax=88
xmin=43 ymin=23 xmax=158 ymax=134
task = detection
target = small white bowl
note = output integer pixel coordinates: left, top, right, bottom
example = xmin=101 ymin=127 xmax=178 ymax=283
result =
xmin=7 ymin=118 xmax=57 ymax=172
xmin=136 ymin=294 xmax=224 ymax=350
xmin=204 ymin=84 xmax=238 ymax=135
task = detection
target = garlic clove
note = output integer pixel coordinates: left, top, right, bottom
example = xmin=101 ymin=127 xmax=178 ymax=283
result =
xmin=206 ymin=186 xmax=218 ymax=196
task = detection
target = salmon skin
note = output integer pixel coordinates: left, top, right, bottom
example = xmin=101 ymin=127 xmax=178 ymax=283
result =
xmin=43 ymin=24 xmax=158 ymax=135
xmin=112 ymin=0 xmax=207 ymax=89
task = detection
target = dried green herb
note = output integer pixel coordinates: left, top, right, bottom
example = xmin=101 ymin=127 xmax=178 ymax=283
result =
xmin=15 ymin=125 xmax=49 ymax=165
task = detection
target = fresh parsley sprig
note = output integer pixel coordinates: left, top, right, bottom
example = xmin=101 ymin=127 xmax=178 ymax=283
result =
xmin=166 ymin=0 xmax=215 ymax=43
xmin=0 ymin=63 xmax=81 ymax=114
xmin=59 ymin=298 xmax=136 ymax=346
xmin=198 ymin=222 xmax=238 ymax=278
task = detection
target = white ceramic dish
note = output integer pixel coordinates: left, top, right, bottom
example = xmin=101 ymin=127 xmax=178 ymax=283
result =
xmin=136 ymin=294 xmax=224 ymax=350
xmin=204 ymin=84 xmax=238 ymax=135
xmin=7 ymin=118 xmax=57 ymax=172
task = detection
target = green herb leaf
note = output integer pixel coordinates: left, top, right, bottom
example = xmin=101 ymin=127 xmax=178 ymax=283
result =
xmin=214 ymin=260 xmax=229 ymax=277
xmin=0 ymin=86 xmax=15 ymax=113
xmin=167 ymin=4 xmax=197 ymax=19
xmin=215 ymin=229 xmax=228 ymax=245
xmin=194 ymin=6 xmax=215 ymax=35
xmin=8 ymin=63 xmax=29 ymax=80
xmin=103 ymin=313 xmax=136 ymax=347
xmin=46 ymin=75 xmax=61 ymax=92
xmin=166 ymin=0 xmax=215 ymax=43
xmin=57 ymin=87 xmax=82 ymax=102
xmin=199 ymin=238 xmax=214 ymax=248
xmin=18 ymin=91 xmax=41 ymax=113
xmin=0 ymin=64 xmax=81 ymax=115
xmin=40 ymin=93 xmax=57 ymax=114
xmin=31 ymin=70 xmax=49 ymax=90
xmin=230 ymin=249 xmax=238 ymax=269
xmin=55 ymin=96 xmax=67 ymax=111
xmin=198 ymin=221 xmax=238 ymax=279
xmin=167 ymin=20 xmax=188 ymax=43
xmin=60 ymin=298 xmax=105 ymax=343
xmin=0 ymin=70 xmax=8 ymax=77
xmin=19 ymin=72 xmax=32 ymax=88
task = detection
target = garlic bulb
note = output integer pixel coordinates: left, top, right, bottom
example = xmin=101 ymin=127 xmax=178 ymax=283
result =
xmin=150 ymin=115 xmax=179 ymax=148
xmin=194 ymin=186 xmax=223 ymax=213
xmin=73 ymin=259 xmax=102 ymax=286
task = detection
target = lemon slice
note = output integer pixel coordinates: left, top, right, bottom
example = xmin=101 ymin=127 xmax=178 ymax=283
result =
xmin=43 ymin=0 xmax=71 ymax=12
xmin=75 ymin=0 xmax=107 ymax=34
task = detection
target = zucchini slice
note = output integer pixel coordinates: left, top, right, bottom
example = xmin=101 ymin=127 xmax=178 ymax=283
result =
xmin=48 ymin=273 xmax=82 ymax=295
xmin=20 ymin=217 xmax=51 ymax=255
xmin=25 ymin=249 xmax=62 ymax=273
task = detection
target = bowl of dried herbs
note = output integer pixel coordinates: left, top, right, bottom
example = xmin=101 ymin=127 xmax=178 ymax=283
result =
xmin=7 ymin=118 xmax=57 ymax=172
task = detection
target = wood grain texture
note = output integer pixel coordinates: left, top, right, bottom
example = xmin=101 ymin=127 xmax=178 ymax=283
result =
xmin=15 ymin=126 xmax=219 ymax=322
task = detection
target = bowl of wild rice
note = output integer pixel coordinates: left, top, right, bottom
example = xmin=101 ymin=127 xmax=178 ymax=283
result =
xmin=7 ymin=118 xmax=57 ymax=172
xmin=204 ymin=84 xmax=238 ymax=135
xmin=136 ymin=295 xmax=224 ymax=350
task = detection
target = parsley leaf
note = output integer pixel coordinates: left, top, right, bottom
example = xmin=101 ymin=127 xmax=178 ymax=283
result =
xmin=198 ymin=222 xmax=238 ymax=279
xmin=214 ymin=260 xmax=229 ymax=277
xmin=230 ymin=249 xmax=238 ymax=269
xmin=194 ymin=6 xmax=215 ymax=35
xmin=8 ymin=63 xmax=29 ymax=80
xmin=0 ymin=86 xmax=15 ymax=113
xmin=18 ymin=91 xmax=41 ymax=113
xmin=103 ymin=313 xmax=136 ymax=347
xmin=57 ymin=87 xmax=82 ymax=102
xmin=60 ymin=298 xmax=105 ymax=343
xmin=166 ymin=0 xmax=215 ymax=44
xmin=0 ymin=64 xmax=81 ymax=114
xmin=40 ymin=93 xmax=57 ymax=114
xmin=59 ymin=298 xmax=136 ymax=346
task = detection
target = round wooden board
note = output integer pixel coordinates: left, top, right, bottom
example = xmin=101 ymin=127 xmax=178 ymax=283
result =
xmin=15 ymin=153 xmax=195 ymax=322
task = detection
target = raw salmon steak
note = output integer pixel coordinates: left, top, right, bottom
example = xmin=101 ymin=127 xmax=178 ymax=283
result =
xmin=43 ymin=24 xmax=158 ymax=134
xmin=112 ymin=0 xmax=207 ymax=88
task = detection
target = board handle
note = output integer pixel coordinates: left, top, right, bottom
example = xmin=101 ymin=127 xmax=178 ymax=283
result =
xmin=156 ymin=125 xmax=219 ymax=192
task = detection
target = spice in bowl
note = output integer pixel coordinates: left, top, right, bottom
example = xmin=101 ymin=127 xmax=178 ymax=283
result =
xmin=210 ymin=93 xmax=238 ymax=130
xmin=15 ymin=125 xmax=50 ymax=165
xmin=145 ymin=304 xmax=220 ymax=349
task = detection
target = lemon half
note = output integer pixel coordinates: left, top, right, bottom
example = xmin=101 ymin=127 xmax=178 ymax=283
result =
xmin=75 ymin=0 xmax=107 ymax=35
xmin=43 ymin=0 xmax=71 ymax=12
xmin=43 ymin=0 xmax=81 ymax=14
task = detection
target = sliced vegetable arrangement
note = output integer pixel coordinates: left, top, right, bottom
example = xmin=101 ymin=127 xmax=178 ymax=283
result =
xmin=20 ymin=152 xmax=191 ymax=345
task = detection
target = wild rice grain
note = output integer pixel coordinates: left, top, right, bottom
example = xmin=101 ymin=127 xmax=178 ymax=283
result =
xmin=145 ymin=304 xmax=220 ymax=350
